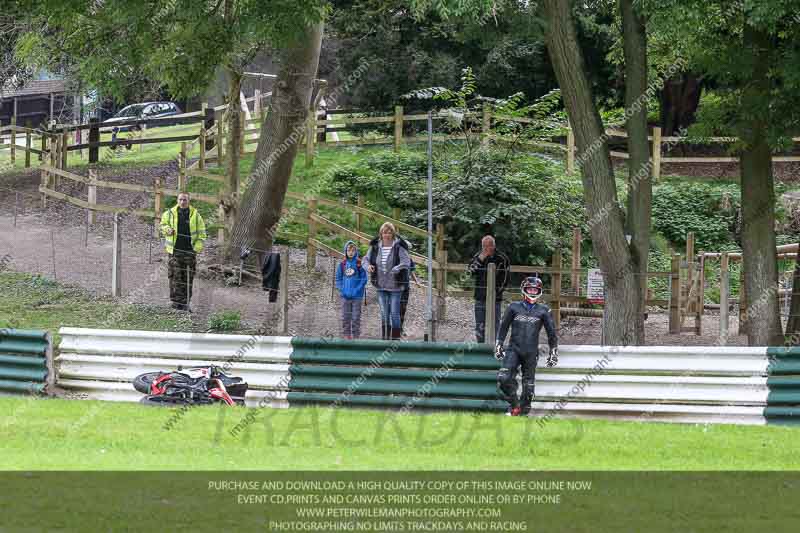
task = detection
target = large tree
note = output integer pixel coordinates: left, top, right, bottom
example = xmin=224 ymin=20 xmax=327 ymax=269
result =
xmin=643 ymin=0 xmax=800 ymax=346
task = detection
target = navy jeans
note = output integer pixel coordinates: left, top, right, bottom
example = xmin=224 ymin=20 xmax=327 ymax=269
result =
xmin=378 ymin=289 xmax=402 ymax=329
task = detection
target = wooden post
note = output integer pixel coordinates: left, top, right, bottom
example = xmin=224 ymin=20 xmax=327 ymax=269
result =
xmin=307 ymin=198 xmax=318 ymax=269
xmin=217 ymin=204 xmax=226 ymax=244
xmin=254 ymin=89 xmax=262 ymax=120
xmin=438 ymin=249 xmax=448 ymax=320
xmin=695 ymin=251 xmax=705 ymax=335
xmin=217 ymin=114 xmax=224 ymax=167
xmin=394 ymin=105 xmax=404 ymax=152
xmin=652 ymin=126 xmax=662 ymax=180
xmin=61 ymin=130 xmax=68 ymax=169
xmin=552 ymin=250 xmax=562 ymax=330
xmin=571 ymin=227 xmax=581 ymax=294
xmin=10 ymin=115 xmax=16 ymax=164
xmin=40 ymin=131 xmax=47 ymax=162
xmin=567 ymin=123 xmax=575 ymax=174
xmin=305 ymin=109 xmax=316 ymax=167
xmin=179 ymin=142 xmax=187 ymax=191
xmin=669 ymin=253 xmax=681 ymax=334
xmin=199 ymin=125 xmax=206 ymax=170
xmin=356 ymin=194 xmax=364 ymax=233
xmin=720 ymin=252 xmax=729 ymax=344
xmin=40 ymin=147 xmax=48 ymax=208
xmin=88 ymin=118 xmax=100 ymax=163
xmin=24 ymin=121 xmax=31 ymax=168
xmin=139 ymin=123 xmax=146 ymax=152
xmin=87 ymin=167 xmax=97 ymax=226
xmin=481 ymin=104 xmax=491 ymax=146
xmin=739 ymin=263 xmax=747 ymax=336
xmin=153 ymin=177 xmax=163 ymax=238
xmin=392 ymin=207 xmax=401 ymax=221
xmin=112 ymin=213 xmax=122 ymax=297
xmin=486 ymin=263 xmax=497 ymax=344
xmin=280 ymin=247 xmax=290 ymax=334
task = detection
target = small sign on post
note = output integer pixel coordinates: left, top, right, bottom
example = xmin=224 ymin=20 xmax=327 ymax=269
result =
xmin=587 ymin=268 xmax=605 ymax=304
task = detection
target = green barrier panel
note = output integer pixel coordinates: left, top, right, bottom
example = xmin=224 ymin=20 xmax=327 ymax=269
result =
xmin=766 ymin=392 xmax=800 ymax=405
xmin=767 ymin=347 xmax=800 ymax=358
xmin=0 ymin=379 xmax=46 ymax=394
xmin=289 ymin=375 xmax=501 ymax=399
xmin=287 ymin=391 xmax=508 ymax=411
xmin=0 ymin=366 xmax=47 ymax=382
xmin=289 ymin=349 xmax=498 ymax=370
xmin=289 ymin=364 xmax=497 ymax=382
xmin=0 ymin=329 xmax=51 ymax=395
xmin=765 ymin=361 xmax=800 ymax=375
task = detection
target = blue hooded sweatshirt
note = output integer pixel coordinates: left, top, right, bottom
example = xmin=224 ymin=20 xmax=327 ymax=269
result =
xmin=336 ymin=240 xmax=368 ymax=300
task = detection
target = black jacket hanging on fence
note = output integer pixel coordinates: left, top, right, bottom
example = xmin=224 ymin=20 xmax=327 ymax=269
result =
xmin=261 ymin=252 xmax=281 ymax=303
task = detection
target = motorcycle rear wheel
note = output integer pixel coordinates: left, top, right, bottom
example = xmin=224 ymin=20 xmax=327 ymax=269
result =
xmin=133 ymin=372 xmax=163 ymax=394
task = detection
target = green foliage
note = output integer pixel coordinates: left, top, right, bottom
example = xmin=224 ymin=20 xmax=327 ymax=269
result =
xmin=207 ymin=310 xmax=241 ymax=332
xmin=651 ymin=182 xmax=741 ymax=251
xmin=325 ymin=145 xmax=587 ymax=265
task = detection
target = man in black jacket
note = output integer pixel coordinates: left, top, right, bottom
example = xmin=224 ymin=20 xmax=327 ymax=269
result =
xmin=469 ymin=235 xmax=510 ymax=343
xmin=495 ymin=276 xmax=559 ymax=416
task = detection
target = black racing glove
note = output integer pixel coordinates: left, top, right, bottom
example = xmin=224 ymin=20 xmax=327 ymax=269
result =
xmin=494 ymin=342 xmax=505 ymax=361
xmin=546 ymin=347 xmax=559 ymax=367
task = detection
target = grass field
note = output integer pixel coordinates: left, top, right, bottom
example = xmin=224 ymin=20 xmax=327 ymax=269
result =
xmin=2 ymin=396 xmax=798 ymax=470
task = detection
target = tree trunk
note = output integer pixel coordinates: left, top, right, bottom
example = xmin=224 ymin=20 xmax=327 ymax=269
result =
xmin=739 ymin=23 xmax=783 ymax=346
xmin=542 ymin=0 xmax=643 ymax=345
xmin=620 ymin=0 xmax=650 ymax=345
xmin=660 ymin=73 xmax=702 ymax=136
xmin=228 ymin=21 xmax=324 ymax=260
xmin=222 ymin=66 xmax=243 ymax=239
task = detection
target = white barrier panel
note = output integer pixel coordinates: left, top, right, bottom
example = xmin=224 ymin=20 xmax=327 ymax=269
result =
xmin=57 ymin=328 xmax=293 ymax=405
xmin=553 ymin=345 xmax=769 ymax=375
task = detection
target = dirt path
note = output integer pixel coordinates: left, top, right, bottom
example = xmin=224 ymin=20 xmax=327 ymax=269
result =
xmin=0 ymin=163 xmax=751 ymax=345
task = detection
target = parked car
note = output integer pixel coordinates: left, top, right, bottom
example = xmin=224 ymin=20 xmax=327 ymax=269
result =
xmin=101 ymin=101 xmax=183 ymax=132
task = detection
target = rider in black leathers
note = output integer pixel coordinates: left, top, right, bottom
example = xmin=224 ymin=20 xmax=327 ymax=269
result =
xmin=495 ymin=276 xmax=558 ymax=416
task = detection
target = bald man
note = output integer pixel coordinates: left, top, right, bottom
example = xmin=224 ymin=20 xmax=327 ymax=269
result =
xmin=468 ymin=235 xmax=510 ymax=343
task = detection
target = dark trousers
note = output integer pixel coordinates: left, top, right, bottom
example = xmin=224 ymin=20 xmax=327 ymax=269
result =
xmin=168 ymin=251 xmax=196 ymax=308
xmin=474 ymin=300 xmax=501 ymax=344
xmin=497 ymin=349 xmax=538 ymax=412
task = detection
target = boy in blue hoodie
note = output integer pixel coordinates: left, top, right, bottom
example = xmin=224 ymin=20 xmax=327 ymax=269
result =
xmin=335 ymin=240 xmax=368 ymax=339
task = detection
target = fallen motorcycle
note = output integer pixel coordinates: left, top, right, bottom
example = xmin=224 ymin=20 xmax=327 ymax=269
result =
xmin=133 ymin=365 xmax=248 ymax=406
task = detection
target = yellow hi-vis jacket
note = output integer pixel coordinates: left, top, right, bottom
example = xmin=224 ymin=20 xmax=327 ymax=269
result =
xmin=160 ymin=205 xmax=207 ymax=254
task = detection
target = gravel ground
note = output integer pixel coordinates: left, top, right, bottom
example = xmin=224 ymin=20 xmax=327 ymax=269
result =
xmin=0 ymin=163 xmax=752 ymax=344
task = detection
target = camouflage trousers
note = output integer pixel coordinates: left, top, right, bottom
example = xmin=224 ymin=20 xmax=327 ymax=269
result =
xmin=168 ymin=251 xmax=196 ymax=308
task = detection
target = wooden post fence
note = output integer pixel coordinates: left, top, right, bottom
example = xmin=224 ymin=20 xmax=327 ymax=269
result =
xmin=61 ymin=130 xmax=68 ymax=169
xmin=438 ymin=249 xmax=448 ymax=321
xmin=669 ymin=253 xmax=681 ymax=334
xmin=305 ymin=108 xmax=316 ymax=167
xmin=695 ymin=250 xmax=705 ymax=335
xmin=739 ymin=265 xmax=747 ymax=336
xmin=551 ymin=250 xmax=562 ymax=330
xmin=88 ymin=118 xmax=100 ymax=163
xmin=87 ymin=167 xmax=97 ymax=226
xmin=199 ymin=123 xmax=207 ymax=170
xmin=720 ymin=252 xmax=729 ymax=343
xmin=652 ymin=126 xmax=662 ymax=180
xmin=10 ymin=115 xmax=15 ymax=164
xmin=112 ymin=213 xmax=122 ymax=297
xmin=394 ymin=105 xmax=404 ymax=152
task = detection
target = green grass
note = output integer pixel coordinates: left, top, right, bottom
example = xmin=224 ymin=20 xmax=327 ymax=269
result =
xmin=0 ymin=272 xmax=194 ymax=343
xmin=1 ymin=397 xmax=798 ymax=470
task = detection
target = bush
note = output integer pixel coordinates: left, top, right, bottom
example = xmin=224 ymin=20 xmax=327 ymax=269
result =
xmin=207 ymin=310 xmax=241 ymax=331
xmin=651 ymin=181 xmax=740 ymax=251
